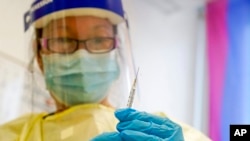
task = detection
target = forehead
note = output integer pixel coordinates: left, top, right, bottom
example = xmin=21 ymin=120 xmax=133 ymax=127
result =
xmin=43 ymin=16 xmax=114 ymax=35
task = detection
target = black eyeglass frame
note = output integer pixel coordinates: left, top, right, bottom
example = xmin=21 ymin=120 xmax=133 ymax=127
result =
xmin=39 ymin=37 xmax=117 ymax=54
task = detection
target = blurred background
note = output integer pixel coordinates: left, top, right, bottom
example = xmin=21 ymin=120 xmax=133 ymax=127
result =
xmin=0 ymin=0 xmax=250 ymax=141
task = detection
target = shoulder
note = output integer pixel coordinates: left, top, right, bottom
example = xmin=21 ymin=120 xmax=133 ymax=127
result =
xmin=0 ymin=113 xmax=46 ymax=140
xmin=154 ymin=112 xmax=211 ymax=141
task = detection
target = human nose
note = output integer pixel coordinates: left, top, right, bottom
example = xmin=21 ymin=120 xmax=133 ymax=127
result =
xmin=78 ymin=41 xmax=87 ymax=50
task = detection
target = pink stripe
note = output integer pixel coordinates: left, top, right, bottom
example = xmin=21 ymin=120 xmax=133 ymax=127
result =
xmin=206 ymin=0 xmax=228 ymax=141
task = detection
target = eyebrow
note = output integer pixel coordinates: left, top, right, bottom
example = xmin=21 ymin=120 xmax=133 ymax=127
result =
xmin=51 ymin=24 xmax=112 ymax=32
xmin=46 ymin=24 xmax=74 ymax=37
xmin=44 ymin=21 xmax=114 ymax=37
xmin=52 ymin=24 xmax=71 ymax=32
xmin=93 ymin=24 xmax=113 ymax=30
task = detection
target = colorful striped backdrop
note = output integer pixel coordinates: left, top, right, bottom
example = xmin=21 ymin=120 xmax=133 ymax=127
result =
xmin=207 ymin=0 xmax=250 ymax=141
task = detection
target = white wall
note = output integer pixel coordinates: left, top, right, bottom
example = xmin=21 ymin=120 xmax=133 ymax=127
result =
xmin=0 ymin=0 xmax=208 ymax=135
xmin=0 ymin=0 xmax=31 ymax=64
xmin=124 ymin=0 xmax=207 ymax=130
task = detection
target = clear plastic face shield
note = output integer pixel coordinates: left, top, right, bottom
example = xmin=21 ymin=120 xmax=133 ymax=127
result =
xmin=24 ymin=0 xmax=137 ymax=111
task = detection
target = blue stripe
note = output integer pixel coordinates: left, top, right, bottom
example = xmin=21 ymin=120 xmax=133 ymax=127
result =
xmin=222 ymin=0 xmax=250 ymax=141
xmin=24 ymin=0 xmax=124 ymax=31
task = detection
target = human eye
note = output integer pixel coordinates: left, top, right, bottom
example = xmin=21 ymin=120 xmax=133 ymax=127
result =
xmin=48 ymin=38 xmax=77 ymax=53
xmin=91 ymin=38 xmax=112 ymax=45
xmin=86 ymin=37 xmax=114 ymax=53
xmin=55 ymin=38 xmax=74 ymax=44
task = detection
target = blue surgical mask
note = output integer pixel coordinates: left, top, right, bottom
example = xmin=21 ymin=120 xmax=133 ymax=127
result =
xmin=42 ymin=50 xmax=120 ymax=106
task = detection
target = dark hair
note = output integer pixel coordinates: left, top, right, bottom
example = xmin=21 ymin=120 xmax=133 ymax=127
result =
xmin=34 ymin=28 xmax=43 ymax=65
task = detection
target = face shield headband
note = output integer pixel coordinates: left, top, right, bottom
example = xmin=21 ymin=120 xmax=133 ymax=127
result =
xmin=24 ymin=0 xmax=125 ymax=32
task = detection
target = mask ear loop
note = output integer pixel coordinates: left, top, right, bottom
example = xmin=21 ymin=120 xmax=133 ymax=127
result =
xmin=28 ymin=32 xmax=50 ymax=117
xmin=27 ymin=30 xmax=39 ymax=115
xmin=28 ymin=54 xmax=36 ymax=114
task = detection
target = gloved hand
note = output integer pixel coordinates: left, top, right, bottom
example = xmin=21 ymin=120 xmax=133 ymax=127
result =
xmin=91 ymin=108 xmax=184 ymax=141
xmin=90 ymin=132 xmax=122 ymax=141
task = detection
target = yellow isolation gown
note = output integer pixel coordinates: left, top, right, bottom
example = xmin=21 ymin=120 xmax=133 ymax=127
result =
xmin=0 ymin=104 xmax=211 ymax=141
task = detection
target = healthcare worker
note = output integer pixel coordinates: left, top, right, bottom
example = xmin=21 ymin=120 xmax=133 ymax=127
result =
xmin=0 ymin=0 xmax=211 ymax=141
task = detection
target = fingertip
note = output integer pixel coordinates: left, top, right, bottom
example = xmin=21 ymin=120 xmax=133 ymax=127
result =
xmin=115 ymin=108 xmax=136 ymax=119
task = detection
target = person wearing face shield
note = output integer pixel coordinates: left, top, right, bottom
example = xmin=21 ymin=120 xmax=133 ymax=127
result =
xmin=0 ymin=0 xmax=211 ymax=141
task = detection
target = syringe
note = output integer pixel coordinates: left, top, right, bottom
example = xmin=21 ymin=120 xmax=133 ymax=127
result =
xmin=127 ymin=68 xmax=139 ymax=108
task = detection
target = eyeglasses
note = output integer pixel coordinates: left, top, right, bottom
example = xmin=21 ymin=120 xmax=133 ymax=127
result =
xmin=39 ymin=37 xmax=116 ymax=54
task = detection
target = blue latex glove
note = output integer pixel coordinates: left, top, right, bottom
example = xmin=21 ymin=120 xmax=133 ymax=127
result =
xmin=90 ymin=132 xmax=122 ymax=141
xmin=91 ymin=108 xmax=184 ymax=141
